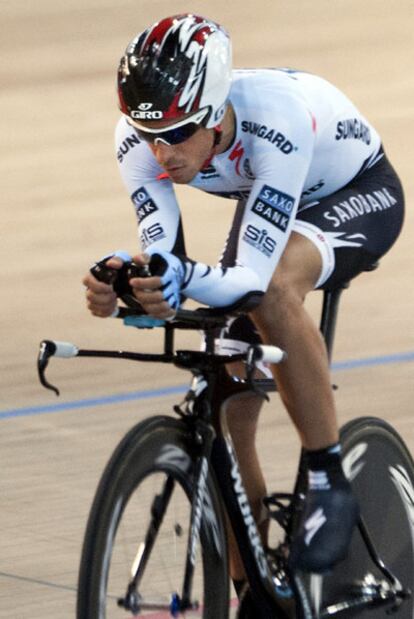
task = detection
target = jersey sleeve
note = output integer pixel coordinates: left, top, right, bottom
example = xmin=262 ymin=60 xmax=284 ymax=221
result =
xmin=115 ymin=118 xmax=185 ymax=254
xmin=182 ymin=99 xmax=316 ymax=307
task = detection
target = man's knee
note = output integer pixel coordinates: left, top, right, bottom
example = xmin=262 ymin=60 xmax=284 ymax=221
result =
xmin=250 ymin=277 xmax=296 ymax=337
xmin=251 ymin=232 xmax=322 ymax=327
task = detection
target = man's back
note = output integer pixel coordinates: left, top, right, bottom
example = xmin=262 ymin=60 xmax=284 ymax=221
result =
xmin=116 ymin=68 xmax=382 ymax=208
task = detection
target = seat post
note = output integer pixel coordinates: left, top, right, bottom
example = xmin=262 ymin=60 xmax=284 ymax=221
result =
xmin=319 ymin=283 xmax=349 ymax=364
xmin=319 ymin=261 xmax=379 ymax=364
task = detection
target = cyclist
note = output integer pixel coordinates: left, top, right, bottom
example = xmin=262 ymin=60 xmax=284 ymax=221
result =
xmin=83 ymin=13 xmax=404 ymax=585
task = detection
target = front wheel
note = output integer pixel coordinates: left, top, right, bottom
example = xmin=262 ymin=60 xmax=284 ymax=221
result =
xmin=77 ymin=415 xmax=229 ymax=618
xmin=316 ymin=417 xmax=414 ymax=618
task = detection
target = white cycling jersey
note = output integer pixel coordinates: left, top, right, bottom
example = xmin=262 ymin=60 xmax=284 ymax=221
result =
xmin=115 ymin=69 xmax=382 ymax=307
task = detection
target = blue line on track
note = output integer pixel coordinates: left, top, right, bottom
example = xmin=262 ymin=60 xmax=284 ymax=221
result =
xmin=0 ymin=385 xmax=187 ymax=421
xmin=1 ymin=350 xmax=413 ymax=420
xmin=331 ymin=350 xmax=414 ymax=370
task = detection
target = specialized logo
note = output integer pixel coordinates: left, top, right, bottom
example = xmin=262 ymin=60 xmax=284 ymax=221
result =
xmin=117 ymin=133 xmax=140 ymax=163
xmin=140 ymin=222 xmax=166 ymax=248
xmin=241 ymin=121 xmax=297 ymax=154
xmin=131 ymin=187 xmax=159 ymax=223
xmin=252 ymin=185 xmax=295 ymax=232
xmin=323 ymin=187 xmax=397 ymax=228
xmin=242 ymin=224 xmax=276 ymax=257
xmin=304 ymin=508 xmax=327 ymax=546
xmin=131 ymin=102 xmax=163 ymax=120
xmin=342 ymin=442 xmax=367 ymax=481
xmin=189 ymin=457 xmax=208 ymax=565
xmin=389 ymin=464 xmax=414 ymax=537
xmin=155 ymin=444 xmax=191 ymax=471
xmin=335 ymin=118 xmax=371 ymax=145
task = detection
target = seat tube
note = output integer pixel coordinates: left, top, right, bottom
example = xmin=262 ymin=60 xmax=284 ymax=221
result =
xmin=319 ymin=284 xmax=348 ymax=363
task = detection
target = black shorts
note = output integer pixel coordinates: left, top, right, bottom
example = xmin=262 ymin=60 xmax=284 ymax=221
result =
xmin=219 ymin=148 xmax=404 ymax=347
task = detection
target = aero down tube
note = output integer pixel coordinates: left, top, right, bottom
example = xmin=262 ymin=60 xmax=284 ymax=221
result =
xmin=211 ymin=435 xmax=295 ymax=618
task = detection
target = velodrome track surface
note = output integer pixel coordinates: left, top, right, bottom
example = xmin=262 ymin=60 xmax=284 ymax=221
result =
xmin=1 ymin=1 xmax=413 ymax=616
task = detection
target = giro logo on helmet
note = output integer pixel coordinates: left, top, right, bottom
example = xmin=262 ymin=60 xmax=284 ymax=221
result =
xmin=131 ymin=109 xmax=163 ymax=120
xmin=131 ymin=102 xmax=163 ymax=119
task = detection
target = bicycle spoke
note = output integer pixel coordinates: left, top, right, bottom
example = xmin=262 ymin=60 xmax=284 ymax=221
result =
xmin=105 ymin=473 xmax=204 ymax=616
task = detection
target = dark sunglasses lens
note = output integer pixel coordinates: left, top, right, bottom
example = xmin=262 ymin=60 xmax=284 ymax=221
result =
xmin=165 ymin=123 xmax=199 ymax=144
xmin=137 ymin=122 xmax=199 ymax=145
xmin=136 ymin=129 xmax=156 ymax=144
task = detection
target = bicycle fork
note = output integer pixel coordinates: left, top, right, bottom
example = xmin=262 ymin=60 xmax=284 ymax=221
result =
xmin=117 ymin=475 xmax=176 ymax=614
xmin=118 ymin=419 xmax=216 ymax=617
xmin=180 ymin=418 xmax=217 ymax=613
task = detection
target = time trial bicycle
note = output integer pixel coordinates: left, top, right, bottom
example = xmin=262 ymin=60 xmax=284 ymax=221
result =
xmin=37 ymin=260 xmax=414 ymax=618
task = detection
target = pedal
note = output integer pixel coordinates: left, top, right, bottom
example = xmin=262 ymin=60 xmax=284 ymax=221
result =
xmin=263 ymin=493 xmax=297 ymax=531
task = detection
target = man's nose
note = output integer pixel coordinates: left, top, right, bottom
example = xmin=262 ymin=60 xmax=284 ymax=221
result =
xmin=153 ymin=141 xmax=175 ymax=166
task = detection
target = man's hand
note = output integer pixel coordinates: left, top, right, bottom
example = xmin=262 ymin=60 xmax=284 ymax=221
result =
xmin=129 ymin=253 xmax=176 ymax=319
xmin=83 ymin=250 xmax=184 ymax=320
xmin=82 ymin=256 xmax=123 ymax=318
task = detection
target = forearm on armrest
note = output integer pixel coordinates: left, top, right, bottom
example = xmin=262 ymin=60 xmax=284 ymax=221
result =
xmin=182 ymin=261 xmax=265 ymax=307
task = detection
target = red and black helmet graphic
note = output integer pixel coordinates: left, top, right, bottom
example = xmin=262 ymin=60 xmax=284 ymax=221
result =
xmin=117 ymin=14 xmax=226 ymax=123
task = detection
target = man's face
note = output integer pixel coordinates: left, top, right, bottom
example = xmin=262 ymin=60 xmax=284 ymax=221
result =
xmin=132 ymin=116 xmax=214 ymax=184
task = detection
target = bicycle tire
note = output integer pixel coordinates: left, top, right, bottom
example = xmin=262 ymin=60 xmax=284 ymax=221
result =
xmin=306 ymin=416 xmax=414 ymax=618
xmin=76 ymin=415 xmax=229 ymax=618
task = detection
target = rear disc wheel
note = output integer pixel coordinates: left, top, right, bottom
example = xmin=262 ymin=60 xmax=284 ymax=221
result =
xmin=310 ymin=417 xmax=414 ymax=618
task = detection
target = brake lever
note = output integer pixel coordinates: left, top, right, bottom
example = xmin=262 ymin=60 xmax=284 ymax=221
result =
xmin=244 ymin=356 xmax=270 ymax=402
xmin=37 ymin=340 xmax=60 ymax=396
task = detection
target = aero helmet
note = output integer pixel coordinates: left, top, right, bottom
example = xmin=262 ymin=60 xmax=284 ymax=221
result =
xmin=117 ymin=14 xmax=232 ymax=129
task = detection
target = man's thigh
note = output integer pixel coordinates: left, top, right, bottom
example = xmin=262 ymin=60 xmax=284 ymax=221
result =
xmin=294 ymin=151 xmax=404 ymax=291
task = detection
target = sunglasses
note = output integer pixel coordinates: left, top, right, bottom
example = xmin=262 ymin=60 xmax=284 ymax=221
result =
xmin=127 ymin=108 xmax=208 ymax=146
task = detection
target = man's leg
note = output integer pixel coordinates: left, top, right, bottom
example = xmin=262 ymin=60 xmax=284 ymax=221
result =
xmin=224 ymin=230 xmax=337 ymax=579
xmin=251 ymin=231 xmax=338 ymax=449
xmin=225 ymin=390 xmax=267 ymax=582
xmin=250 ymin=231 xmax=358 ymax=572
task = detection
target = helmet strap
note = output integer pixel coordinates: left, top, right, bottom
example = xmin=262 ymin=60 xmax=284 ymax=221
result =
xmin=201 ymin=125 xmax=222 ymax=170
xmin=213 ymin=124 xmax=223 ymax=147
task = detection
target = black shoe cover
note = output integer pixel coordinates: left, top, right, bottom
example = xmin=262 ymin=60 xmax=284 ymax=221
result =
xmin=289 ymin=481 xmax=359 ymax=573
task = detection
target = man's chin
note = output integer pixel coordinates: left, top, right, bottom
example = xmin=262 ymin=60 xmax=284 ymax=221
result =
xmin=167 ymin=167 xmax=197 ymax=184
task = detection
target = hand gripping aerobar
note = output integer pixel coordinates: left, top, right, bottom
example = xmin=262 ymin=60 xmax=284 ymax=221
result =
xmin=91 ymin=249 xmax=185 ymax=312
xmin=90 ymin=250 xmax=147 ymax=310
xmin=146 ymin=249 xmax=185 ymax=311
